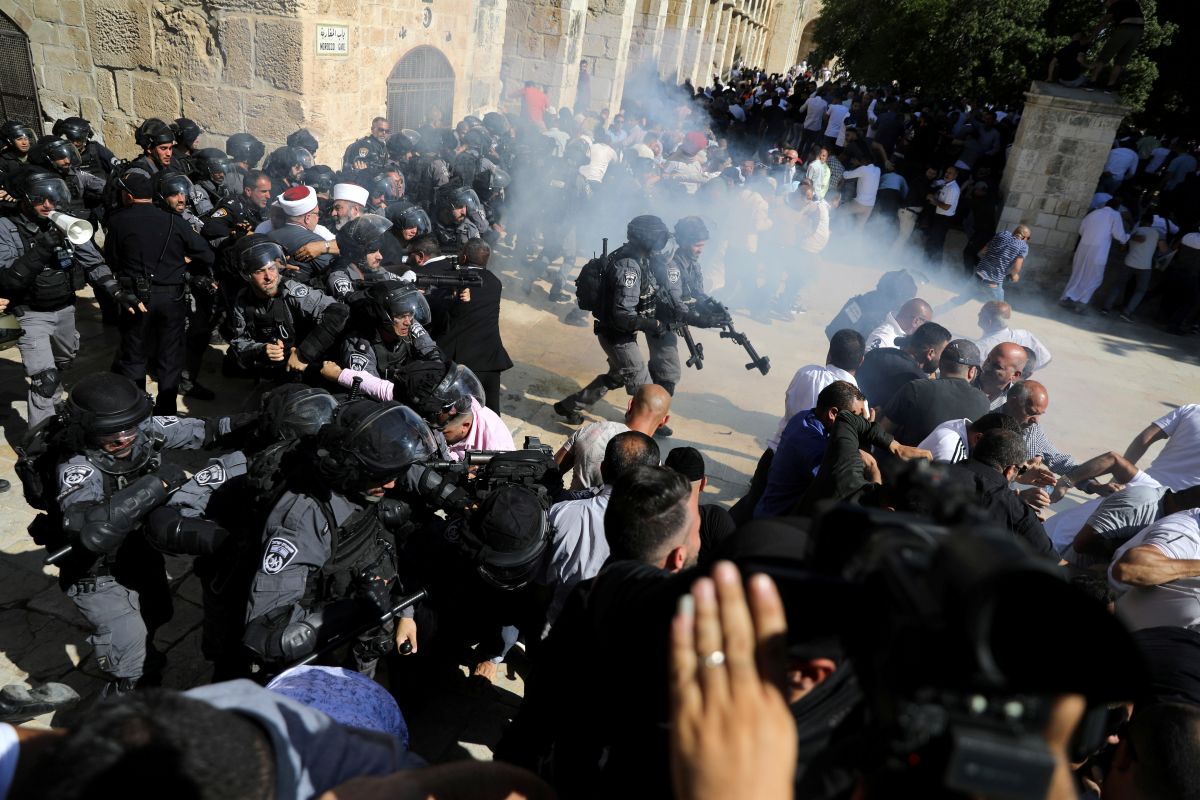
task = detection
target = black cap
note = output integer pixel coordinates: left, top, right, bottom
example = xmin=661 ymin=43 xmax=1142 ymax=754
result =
xmin=941 ymin=338 xmax=982 ymax=368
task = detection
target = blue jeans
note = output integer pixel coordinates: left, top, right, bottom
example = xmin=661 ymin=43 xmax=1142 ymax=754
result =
xmin=1103 ymin=265 xmax=1152 ymax=314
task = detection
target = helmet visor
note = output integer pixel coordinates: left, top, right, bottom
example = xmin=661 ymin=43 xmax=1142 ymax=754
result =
xmin=240 ymin=241 xmax=287 ymax=273
xmin=26 ymin=178 xmax=71 ymax=208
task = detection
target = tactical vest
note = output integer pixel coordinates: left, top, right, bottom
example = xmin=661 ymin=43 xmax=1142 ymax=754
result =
xmin=11 ymin=218 xmax=86 ymax=311
xmin=245 ymin=294 xmax=298 ymax=350
xmin=306 ymin=499 xmax=398 ymax=606
xmin=371 ymin=337 xmax=416 ymax=382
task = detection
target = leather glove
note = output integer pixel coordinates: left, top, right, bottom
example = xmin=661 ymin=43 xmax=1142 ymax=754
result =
xmin=156 ymin=461 xmax=189 ymax=493
xmin=355 ymin=575 xmax=393 ymax=616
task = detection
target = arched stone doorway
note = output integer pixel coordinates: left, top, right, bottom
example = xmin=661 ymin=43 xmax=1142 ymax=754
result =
xmin=386 ymin=45 xmax=455 ymax=131
xmin=796 ymin=19 xmax=819 ymax=64
xmin=0 ymin=11 xmax=42 ymax=126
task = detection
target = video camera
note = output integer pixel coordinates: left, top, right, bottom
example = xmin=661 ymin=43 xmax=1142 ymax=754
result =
xmin=414 ymin=436 xmax=561 ymax=515
xmin=737 ymin=462 xmax=1145 ymax=798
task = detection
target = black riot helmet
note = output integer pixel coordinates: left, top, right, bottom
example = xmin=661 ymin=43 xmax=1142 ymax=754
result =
xmin=259 ymin=384 xmax=337 ymax=441
xmin=316 ymin=400 xmax=436 ymax=492
xmin=235 ymin=236 xmax=287 ymax=278
xmin=396 ymin=206 xmax=431 ymax=237
xmin=286 ymin=128 xmax=319 ymax=155
xmin=367 ymin=173 xmax=398 ymax=203
xmin=482 ymin=112 xmax=511 ymax=137
xmin=52 ymin=117 xmax=94 ymax=143
xmin=135 ymin=118 xmax=175 ymax=149
xmin=627 ymin=215 xmax=671 ymax=253
xmin=66 ymin=373 xmax=156 ymax=475
xmin=674 ymin=216 xmax=710 ymax=245
xmin=463 ymin=128 xmax=491 ymax=153
xmin=28 ymin=138 xmax=79 ymax=174
xmin=366 ymin=281 xmax=431 ymax=328
xmin=460 ymin=485 xmax=551 ymax=590
xmin=0 ymin=120 xmax=35 ymax=150
xmin=171 ymin=118 xmax=202 ymax=148
xmin=430 ymin=362 xmax=486 ymax=415
xmin=303 ymin=164 xmax=337 ymax=195
xmin=226 ymin=132 xmax=265 ymax=167
xmin=335 ymin=213 xmax=393 ymax=265
xmin=155 ymin=171 xmax=194 ymax=203
xmin=264 ymin=146 xmax=306 ymax=181
xmin=386 ymin=130 xmax=419 ymax=161
xmin=193 ymin=148 xmax=235 ymax=182
xmin=7 ymin=165 xmax=71 ymax=209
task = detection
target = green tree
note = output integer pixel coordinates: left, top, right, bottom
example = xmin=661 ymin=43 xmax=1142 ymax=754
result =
xmin=810 ymin=0 xmax=1174 ymax=112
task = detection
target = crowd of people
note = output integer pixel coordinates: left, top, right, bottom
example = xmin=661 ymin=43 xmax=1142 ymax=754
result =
xmin=0 ymin=37 xmax=1198 ymax=800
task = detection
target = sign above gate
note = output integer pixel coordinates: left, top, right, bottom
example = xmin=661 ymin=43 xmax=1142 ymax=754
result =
xmin=316 ymin=24 xmax=350 ymax=56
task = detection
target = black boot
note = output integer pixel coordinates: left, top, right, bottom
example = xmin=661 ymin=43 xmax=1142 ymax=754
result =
xmin=0 ymin=683 xmax=80 ymax=722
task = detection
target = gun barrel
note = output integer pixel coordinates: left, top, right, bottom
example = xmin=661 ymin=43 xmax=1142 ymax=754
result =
xmin=45 ymin=545 xmax=72 ymax=565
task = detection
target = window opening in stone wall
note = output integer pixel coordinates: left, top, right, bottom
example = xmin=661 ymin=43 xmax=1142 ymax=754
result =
xmin=387 ymin=45 xmax=455 ymax=131
xmin=0 ymin=12 xmax=43 ymax=128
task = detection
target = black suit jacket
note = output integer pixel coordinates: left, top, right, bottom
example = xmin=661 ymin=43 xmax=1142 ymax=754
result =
xmin=428 ymin=266 xmax=513 ymax=373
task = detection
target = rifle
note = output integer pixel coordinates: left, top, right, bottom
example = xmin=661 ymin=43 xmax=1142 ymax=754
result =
xmin=719 ymin=319 xmax=771 ymax=375
xmin=291 ymin=588 xmax=428 ymax=668
xmin=380 ymin=263 xmax=484 ymax=290
xmin=672 ymin=322 xmax=705 ymax=370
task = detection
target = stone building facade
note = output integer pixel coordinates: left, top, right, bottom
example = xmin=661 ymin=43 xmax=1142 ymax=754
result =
xmin=0 ymin=0 xmax=807 ymax=163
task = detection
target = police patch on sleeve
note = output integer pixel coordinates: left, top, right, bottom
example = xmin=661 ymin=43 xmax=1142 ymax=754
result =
xmin=155 ymin=415 xmax=179 ymax=426
xmin=287 ymin=282 xmax=310 ymax=298
xmin=667 ymin=267 xmax=680 ymax=284
xmin=193 ymin=463 xmax=227 ymax=487
xmin=262 ymin=538 xmax=299 ymax=574
xmin=358 ymin=148 xmax=369 ymax=157
xmin=623 ymin=271 xmax=637 ymax=288
xmin=211 ymin=208 xmax=228 ymax=218
xmin=334 ymin=278 xmax=352 ymax=295
xmin=61 ymin=464 xmax=94 ymax=488
xmin=348 ymin=353 xmax=369 ymax=371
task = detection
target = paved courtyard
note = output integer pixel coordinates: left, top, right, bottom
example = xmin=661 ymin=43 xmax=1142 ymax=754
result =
xmin=0 ymin=232 xmax=1195 ymax=760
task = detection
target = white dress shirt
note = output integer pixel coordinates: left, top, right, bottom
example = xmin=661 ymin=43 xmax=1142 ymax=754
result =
xmin=974 ymin=327 xmax=1053 ymax=371
xmin=865 ymin=312 xmax=905 ymax=352
xmin=541 ymin=487 xmax=613 ymax=626
xmin=767 ymin=364 xmax=859 ymax=450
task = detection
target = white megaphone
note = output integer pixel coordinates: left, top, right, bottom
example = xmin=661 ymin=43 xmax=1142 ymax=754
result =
xmin=48 ymin=211 xmax=94 ymax=246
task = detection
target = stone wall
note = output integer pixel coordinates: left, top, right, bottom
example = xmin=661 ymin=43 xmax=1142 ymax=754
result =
xmin=8 ymin=0 xmax=810 ymax=169
xmin=998 ymin=82 xmax=1128 ymax=289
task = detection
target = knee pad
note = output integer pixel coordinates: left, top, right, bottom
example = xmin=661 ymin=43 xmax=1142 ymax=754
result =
xmin=602 ymin=374 xmax=625 ymax=391
xmin=29 ymin=368 xmax=60 ymax=399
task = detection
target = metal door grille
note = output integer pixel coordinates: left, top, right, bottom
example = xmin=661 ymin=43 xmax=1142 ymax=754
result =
xmin=0 ymin=13 xmax=42 ymax=128
xmin=387 ymin=46 xmax=455 ymax=131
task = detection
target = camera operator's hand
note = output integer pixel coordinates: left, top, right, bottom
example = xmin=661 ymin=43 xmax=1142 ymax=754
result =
xmin=394 ymin=616 xmax=418 ymax=655
xmin=457 ymin=287 xmax=471 ymax=303
xmin=265 ymin=339 xmax=286 ymax=362
xmin=889 ymin=441 xmax=932 ymax=461
xmin=319 ymin=360 xmax=343 ymax=381
xmin=670 ymin=562 xmax=794 ymax=800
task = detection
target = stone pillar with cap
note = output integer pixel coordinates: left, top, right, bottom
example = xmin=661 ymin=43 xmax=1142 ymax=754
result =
xmin=997 ymin=82 xmax=1128 ymax=291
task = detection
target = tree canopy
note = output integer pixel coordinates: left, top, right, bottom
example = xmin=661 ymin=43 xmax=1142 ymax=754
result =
xmin=810 ymin=0 xmax=1176 ymax=113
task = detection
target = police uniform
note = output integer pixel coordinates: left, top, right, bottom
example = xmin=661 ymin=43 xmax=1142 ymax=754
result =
xmin=338 ymin=319 xmax=442 ymax=380
xmin=55 ymin=414 xmax=215 ymax=694
xmin=0 ymin=214 xmax=123 ymax=427
xmin=62 ymin=167 xmax=106 ymax=218
xmin=228 ymin=279 xmax=347 ymax=380
xmin=105 ymin=201 xmax=216 ymax=414
xmin=557 ymin=244 xmax=664 ymax=413
xmin=341 ymin=135 xmax=389 ymax=174
xmin=434 ymin=215 xmax=481 ymax=253
xmin=325 ymin=261 xmax=402 ymax=302
xmin=244 ymin=488 xmax=410 ymax=672
xmin=77 ymin=140 xmax=119 ymax=179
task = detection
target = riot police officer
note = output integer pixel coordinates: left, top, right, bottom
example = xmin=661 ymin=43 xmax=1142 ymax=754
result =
xmin=263 ymin=146 xmax=311 ymax=196
xmin=286 ymin=128 xmax=320 ymax=158
xmin=0 ymin=120 xmax=34 ymax=175
xmin=224 ymin=132 xmax=266 ymax=195
xmin=147 ymin=384 xmax=338 ymax=679
xmin=104 ymin=170 xmax=216 ymax=414
xmin=339 ymin=281 xmax=441 ymax=379
xmin=26 ymin=137 xmax=105 ymax=218
xmin=433 ymin=188 xmax=481 ymax=254
xmin=341 ymin=117 xmax=391 ymax=174
xmin=191 ymin=148 xmax=235 ymax=207
xmin=326 ymin=214 xmax=406 ymax=301
xmin=227 ymin=236 xmax=349 ymax=383
xmin=393 ymin=206 xmax=432 ymax=251
xmin=170 ymin=118 xmax=202 ymax=165
xmin=243 ymin=399 xmax=433 ymax=674
xmin=553 ymin=215 xmax=672 ymax=424
xmin=46 ymin=373 xmax=235 ymax=695
xmin=0 ymin=166 xmax=132 ymax=426
xmin=125 ymin=118 xmax=176 ymax=180
xmin=52 ymin=117 xmax=118 ymax=179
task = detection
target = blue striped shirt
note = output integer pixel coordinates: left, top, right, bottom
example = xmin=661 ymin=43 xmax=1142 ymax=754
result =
xmin=976 ymin=230 xmax=1029 ymax=284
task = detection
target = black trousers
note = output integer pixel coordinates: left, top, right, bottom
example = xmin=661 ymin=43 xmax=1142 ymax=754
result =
xmin=112 ymin=283 xmax=187 ymax=414
xmin=475 ymin=369 xmax=503 ymax=414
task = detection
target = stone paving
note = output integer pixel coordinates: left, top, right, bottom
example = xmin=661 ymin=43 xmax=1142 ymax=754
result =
xmin=1 ymin=232 xmax=1195 ymax=760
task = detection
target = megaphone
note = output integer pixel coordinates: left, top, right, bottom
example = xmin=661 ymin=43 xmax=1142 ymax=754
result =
xmin=48 ymin=210 xmax=94 ymax=246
